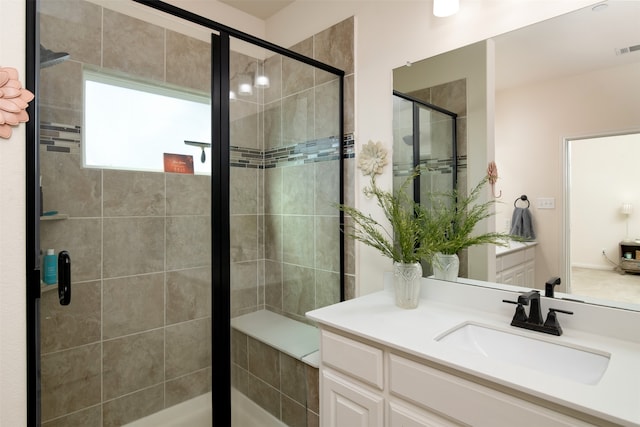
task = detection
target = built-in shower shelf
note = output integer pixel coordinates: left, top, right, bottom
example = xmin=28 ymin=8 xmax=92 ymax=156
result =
xmin=40 ymin=282 xmax=58 ymax=293
xmin=41 ymin=213 xmax=69 ymax=221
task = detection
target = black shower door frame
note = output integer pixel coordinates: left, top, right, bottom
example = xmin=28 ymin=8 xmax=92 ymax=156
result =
xmin=393 ymin=90 xmax=458 ymax=204
xmin=25 ymin=1 xmax=345 ymax=425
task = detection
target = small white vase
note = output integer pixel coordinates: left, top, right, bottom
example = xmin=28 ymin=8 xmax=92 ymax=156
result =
xmin=393 ymin=262 xmax=422 ymax=309
xmin=433 ymin=252 xmax=460 ymax=282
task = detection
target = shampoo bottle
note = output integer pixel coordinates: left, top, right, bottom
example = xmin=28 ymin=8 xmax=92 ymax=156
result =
xmin=43 ymin=249 xmax=57 ymax=285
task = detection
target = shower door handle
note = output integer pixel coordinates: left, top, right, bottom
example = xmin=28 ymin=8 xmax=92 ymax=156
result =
xmin=58 ymin=250 xmax=71 ymax=305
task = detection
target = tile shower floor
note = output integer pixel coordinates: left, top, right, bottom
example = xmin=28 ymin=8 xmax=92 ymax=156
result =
xmin=233 ymin=388 xmax=287 ymax=427
xmin=571 ymin=266 xmax=640 ymax=305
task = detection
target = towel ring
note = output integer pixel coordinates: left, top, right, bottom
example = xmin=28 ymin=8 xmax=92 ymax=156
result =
xmin=514 ymin=195 xmax=530 ymax=208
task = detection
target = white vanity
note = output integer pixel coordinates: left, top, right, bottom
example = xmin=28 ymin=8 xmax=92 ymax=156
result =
xmin=495 ymin=241 xmax=537 ymax=287
xmin=307 ymin=275 xmax=640 ymax=427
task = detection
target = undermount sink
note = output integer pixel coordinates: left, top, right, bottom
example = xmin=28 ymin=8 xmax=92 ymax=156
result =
xmin=435 ymin=322 xmax=610 ymax=385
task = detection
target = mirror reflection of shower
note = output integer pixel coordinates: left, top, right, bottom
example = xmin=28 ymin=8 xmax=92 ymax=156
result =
xmin=39 ymin=44 xmax=69 ymax=68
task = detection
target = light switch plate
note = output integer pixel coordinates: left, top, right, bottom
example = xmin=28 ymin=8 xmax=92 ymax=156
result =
xmin=537 ymin=197 xmax=555 ymax=209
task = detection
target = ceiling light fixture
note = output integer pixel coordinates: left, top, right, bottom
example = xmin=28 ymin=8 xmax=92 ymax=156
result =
xmin=433 ymin=0 xmax=459 ymax=17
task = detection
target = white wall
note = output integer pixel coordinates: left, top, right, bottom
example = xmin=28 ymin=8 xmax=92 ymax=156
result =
xmin=0 ymin=1 xmax=599 ymax=424
xmin=0 ymin=0 xmax=27 ymax=425
xmin=496 ymin=61 xmax=640 ymax=289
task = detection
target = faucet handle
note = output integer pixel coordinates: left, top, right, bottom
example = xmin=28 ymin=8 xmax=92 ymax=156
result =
xmin=549 ymin=308 xmax=573 ymax=315
xmin=543 ymin=308 xmax=574 ymax=336
xmin=502 ymin=299 xmax=528 ymax=323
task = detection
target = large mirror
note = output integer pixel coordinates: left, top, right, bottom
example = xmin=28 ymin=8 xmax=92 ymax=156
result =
xmin=393 ymin=1 xmax=640 ymax=311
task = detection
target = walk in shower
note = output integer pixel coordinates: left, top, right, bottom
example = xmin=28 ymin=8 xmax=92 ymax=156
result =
xmin=28 ymin=1 xmax=348 ymax=425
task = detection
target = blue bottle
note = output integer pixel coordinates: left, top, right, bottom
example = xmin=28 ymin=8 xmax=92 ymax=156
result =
xmin=43 ymin=249 xmax=57 ymax=285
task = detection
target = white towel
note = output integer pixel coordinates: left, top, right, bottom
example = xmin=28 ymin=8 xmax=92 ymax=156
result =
xmin=510 ymin=207 xmax=535 ymax=240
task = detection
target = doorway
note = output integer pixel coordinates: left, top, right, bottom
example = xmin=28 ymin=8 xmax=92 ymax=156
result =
xmin=565 ymin=131 xmax=640 ymax=306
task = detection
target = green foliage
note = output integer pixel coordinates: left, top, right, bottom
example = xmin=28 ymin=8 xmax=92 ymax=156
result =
xmin=337 ymin=175 xmax=433 ymax=264
xmin=337 ymin=173 xmax=521 ymax=265
xmin=422 ymin=176 xmax=517 ymax=255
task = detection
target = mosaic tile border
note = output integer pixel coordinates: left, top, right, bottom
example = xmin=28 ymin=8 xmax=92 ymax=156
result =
xmin=393 ymin=155 xmax=466 ymax=177
xmin=39 ymin=122 xmax=354 ymax=171
xmin=230 ymin=133 xmax=354 ymax=169
xmin=40 ymin=122 xmax=82 ymax=155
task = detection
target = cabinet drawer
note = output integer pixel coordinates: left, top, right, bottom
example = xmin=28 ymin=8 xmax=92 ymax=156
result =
xmin=524 ymin=247 xmax=535 ymax=261
xmin=321 ymin=330 xmax=384 ymax=389
xmin=389 ymin=354 xmax=595 ymax=427
xmin=498 ymin=250 xmax=526 ymax=270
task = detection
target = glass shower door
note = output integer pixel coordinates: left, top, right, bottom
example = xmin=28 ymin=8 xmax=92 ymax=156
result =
xmin=37 ymin=1 xmax=214 ymax=424
xmin=228 ymin=36 xmax=343 ymax=427
xmin=31 ymin=2 xmax=344 ymax=426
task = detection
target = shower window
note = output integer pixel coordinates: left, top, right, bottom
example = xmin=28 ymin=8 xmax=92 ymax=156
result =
xmin=83 ymin=70 xmax=211 ymax=174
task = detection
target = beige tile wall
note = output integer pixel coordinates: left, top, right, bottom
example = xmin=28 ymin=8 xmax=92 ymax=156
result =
xmin=230 ymin=17 xmax=355 ymax=323
xmin=39 ymin=1 xmax=354 ymax=425
xmin=39 ymin=3 xmax=212 ymax=425
xmin=232 ymin=330 xmax=320 ymax=427
xmin=40 ymin=167 xmax=212 ymax=426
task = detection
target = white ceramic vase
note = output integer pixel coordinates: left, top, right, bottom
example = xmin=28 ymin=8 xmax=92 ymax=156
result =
xmin=393 ymin=262 xmax=422 ymax=309
xmin=433 ymin=252 xmax=460 ymax=281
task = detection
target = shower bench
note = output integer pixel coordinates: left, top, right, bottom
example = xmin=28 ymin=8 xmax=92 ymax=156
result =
xmin=230 ymin=310 xmax=321 ymax=424
xmin=230 ymin=310 xmax=320 ymax=367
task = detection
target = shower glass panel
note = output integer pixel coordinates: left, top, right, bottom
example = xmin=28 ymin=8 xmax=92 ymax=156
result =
xmin=392 ymin=92 xmax=457 ymax=276
xmin=32 ymin=1 xmax=343 ymax=425
xmin=229 ymin=36 xmax=343 ymax=427
xmin=38 ymin=1 xmax=213 ymax=425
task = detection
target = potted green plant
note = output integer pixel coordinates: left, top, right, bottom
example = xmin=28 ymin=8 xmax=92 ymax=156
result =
xmin=423 ymin=176 xmax=517 ymax=281
xmin=337 ymin=174 xmax=434 ymax=309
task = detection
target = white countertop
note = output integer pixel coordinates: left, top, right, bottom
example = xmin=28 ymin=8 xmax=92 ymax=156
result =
xmin=495 ymin=240 xmax=537 ymax=255
xmin=307 ymin=277 xmax=640 ymax=426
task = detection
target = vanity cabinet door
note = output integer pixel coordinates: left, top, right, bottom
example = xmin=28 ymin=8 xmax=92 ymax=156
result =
xmin=524 ymin=260 xmax=535 ymax=286
xmin=496 ymin=247 xmax=536 ymax=287
xmin=499 ymin=265 xmax=522 ymax=285
xmin=322 ymin=368 xmax=384 ymax=427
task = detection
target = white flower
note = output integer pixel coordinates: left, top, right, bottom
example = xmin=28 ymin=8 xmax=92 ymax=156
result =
xmin=358 ymin=140 xmax=388 ymax=176
xmin=0 ymin=67 xmax=35 ymax=139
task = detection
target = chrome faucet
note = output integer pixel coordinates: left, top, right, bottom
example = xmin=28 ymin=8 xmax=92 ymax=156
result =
xmin=503 ymin=290 xmax=573 ymax=336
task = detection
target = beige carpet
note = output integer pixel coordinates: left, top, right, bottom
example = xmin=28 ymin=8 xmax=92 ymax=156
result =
xmin=571 ymin=267 xmax=640 ymax=305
